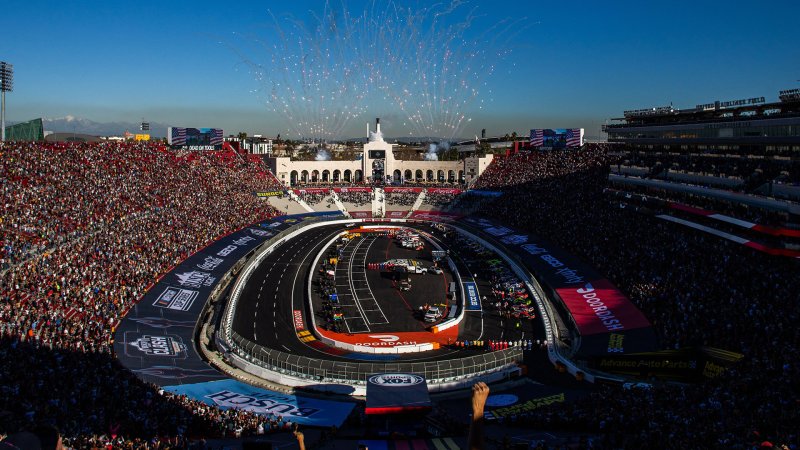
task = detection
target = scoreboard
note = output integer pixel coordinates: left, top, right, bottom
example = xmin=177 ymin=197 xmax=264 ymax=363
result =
xmin=529 ymin=128 xmax=584 ymax=148
xmin=168 ymin=127 xmax=223 ymax=150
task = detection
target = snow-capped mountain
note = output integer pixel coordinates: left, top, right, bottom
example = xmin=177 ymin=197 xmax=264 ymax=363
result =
xmin=41 ymin=116 xmax=170 ymax=138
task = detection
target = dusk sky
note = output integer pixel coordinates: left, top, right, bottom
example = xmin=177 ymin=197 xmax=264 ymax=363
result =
xmin=2 ymin=0 xmax=799 ymax=140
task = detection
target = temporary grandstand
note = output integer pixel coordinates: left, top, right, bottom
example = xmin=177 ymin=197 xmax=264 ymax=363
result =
xmin=4 ymin=117 xmax=44 ymax=141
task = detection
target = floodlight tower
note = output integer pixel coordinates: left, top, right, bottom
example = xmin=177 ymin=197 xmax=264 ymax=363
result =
xmin=0 ymin=62 xmax=13 ymax=142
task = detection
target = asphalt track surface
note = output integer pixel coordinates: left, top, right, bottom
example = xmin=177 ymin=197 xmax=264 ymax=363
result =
xmin=231 ymin=223 xmax=545 ymax=363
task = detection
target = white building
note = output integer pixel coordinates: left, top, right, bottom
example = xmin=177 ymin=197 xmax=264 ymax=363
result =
xmin=225 ymin=136 xmax=273 ymax=155
xmin=266 ymin=119 xmax=493 ymax=186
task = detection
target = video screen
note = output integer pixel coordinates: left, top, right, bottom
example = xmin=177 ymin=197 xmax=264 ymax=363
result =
xmin=529 ymin=128 xmax=583 ymax=148
xmin=168 ymin=127 xmax=223 ymax=149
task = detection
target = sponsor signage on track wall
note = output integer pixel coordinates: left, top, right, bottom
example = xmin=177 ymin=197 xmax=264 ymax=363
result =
xmin=426 ymin=188 xmax=463 ymax=195
xmin=334 ymin=187 xmax=373 ymax=193
xmin=464 ymin=282 xmax=481 ymax=310
xmin=164 ymin=379 xmax=355 ymax=427
xmin=383 ymin=187 xmax=423 ymax=193
xmin=293 ymin=188 xmax=330 ymax=195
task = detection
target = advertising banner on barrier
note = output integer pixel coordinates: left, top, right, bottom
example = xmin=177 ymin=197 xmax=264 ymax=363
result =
xmin=334 ymin=187 xmax=373 ymax=193
xmin=468 ymin=190 xmax=503 ymax=197
xmin=462 ymin=216 xmax=658 ymax=357
xmin=464 ymin=282 xmax=481 ymax=310
xmin=349 ymin=211 xmax=373 ymax=218
xmin=294 ymin=188 xmax=330 ymax=195
xmin=254 ymin=191 xmax=285 ymax=198
xmin=114 ymin=212 xmax=344 ymax=386
xmin=384 ymin=187 xmax=423 ymax=193
xmin=409 ymin=211 xmax=461 ymax=221
xmin=589 ymin=347 xmax=743 ymax=381
xmin=164 ymin=379 xmax=356 ymax=427
xmin=426 ymin=188 xmax=463 ymax=195
xmin=385 ymin=211 xmax=407 ymax=218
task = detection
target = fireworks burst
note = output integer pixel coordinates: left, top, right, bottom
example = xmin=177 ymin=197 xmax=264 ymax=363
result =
xmin=236 ymin=1 xmax=524 ymax=141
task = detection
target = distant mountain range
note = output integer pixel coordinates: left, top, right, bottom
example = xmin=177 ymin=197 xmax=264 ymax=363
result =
xmin=35 ymin=116 xmax=171 ymax=138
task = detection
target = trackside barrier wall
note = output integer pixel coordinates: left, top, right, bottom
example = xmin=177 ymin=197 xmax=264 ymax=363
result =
xmin=226 ymin=329 xmax=523 ymax=396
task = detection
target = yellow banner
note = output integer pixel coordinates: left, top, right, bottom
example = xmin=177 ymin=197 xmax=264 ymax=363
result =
xmin=254 ymin=191 xmax=284 ymax=198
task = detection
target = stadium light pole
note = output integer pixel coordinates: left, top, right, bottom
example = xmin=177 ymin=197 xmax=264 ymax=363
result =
xmin=0 ymin=62 xmax=13 ymax=142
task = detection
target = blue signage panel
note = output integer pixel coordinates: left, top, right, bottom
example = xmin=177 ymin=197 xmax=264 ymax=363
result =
xmin=163 ymin=379 xmax=355 ymax=427
xmin=464 ymin=282 xmax=481 ymax=311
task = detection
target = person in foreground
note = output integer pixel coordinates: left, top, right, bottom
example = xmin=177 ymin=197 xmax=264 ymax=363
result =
xmin=468 ymin=382 xmax=490 ymax=450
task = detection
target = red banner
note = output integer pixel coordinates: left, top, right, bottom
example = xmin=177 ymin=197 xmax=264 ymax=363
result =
xmin=386 ymin=211 xmax=408 ymax=218
xmin=555 ymin=279 xmax=651 ymax=336
xmin=334 ymin=187 xmax=373 ymax=193
xmin=293 ymin=188 xmax=330 ymax=194
xmin=384 ymin=187 xmax=423 ymax=193
xmin=426 ymin=188 xmax=463 ymax=195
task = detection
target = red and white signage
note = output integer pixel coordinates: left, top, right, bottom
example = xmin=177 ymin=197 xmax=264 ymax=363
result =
xmin=555 ymin=278 xmax=651 ymax=336
xmin=426 ymin=188 xmax=463 ymax=195
xmin=293 ymin=310 xmax=305 ymax=330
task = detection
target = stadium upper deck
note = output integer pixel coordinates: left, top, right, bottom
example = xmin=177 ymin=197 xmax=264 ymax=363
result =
xmin=604 ymin=88 xmax=800 ymax=149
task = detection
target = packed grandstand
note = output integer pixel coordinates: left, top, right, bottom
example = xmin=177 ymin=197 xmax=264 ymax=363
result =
xmin=1 ymin=136 xmax=799 ymax=450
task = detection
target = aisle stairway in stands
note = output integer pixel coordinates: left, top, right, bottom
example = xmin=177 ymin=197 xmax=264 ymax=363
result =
xmin=331 ymin=190 xmax=350 ymax=217
xmin=407 ymin=190 xmax=426 ymax=218
xmin=287 ymin=190 xmax=315 ymax=212
xmin=373 ymin=187 xmax=385 ymax=218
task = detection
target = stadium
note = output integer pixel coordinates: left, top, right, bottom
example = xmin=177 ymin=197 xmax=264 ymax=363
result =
xmin=2 ymin=3 xmax=800 ymax=449
xmin=3 ymin=92 xmax=800 ymax=447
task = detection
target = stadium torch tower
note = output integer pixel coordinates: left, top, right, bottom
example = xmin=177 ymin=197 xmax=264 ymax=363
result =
xmin=0 ymin=62 xmax=12 ymax=142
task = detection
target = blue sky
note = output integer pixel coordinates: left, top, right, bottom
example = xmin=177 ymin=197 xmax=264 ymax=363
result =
xmin=1 ymin=0 xmax=798 ymax=139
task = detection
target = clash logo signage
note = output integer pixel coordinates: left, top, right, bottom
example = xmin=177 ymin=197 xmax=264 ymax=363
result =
xmin=129 ymin=334 xmax=187 ymax=357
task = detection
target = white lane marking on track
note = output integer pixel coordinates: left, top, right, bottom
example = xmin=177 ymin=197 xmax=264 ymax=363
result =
xmin=282 ymin=345 xmax=291 ymax=351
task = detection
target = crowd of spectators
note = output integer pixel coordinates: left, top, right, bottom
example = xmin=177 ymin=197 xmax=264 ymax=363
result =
xmin=422 ymin=190 xmax=461 ymax=209
xmin=295 ymin=190 xmax=330 ymax=206
xmin=0 ymin=141 xmax=288 ymax=445
xmin=336 ymin=190 xmax=372 ymax=207
xmin=615 ymin=150 xmax=800 ymax=186
xmin=3 ymin=138 xmax=799 ymax=448
xmin=469 ymin=144 xmax=799 ymax=448
xmin=606 ymin=181 xmax=794 ymax=227
xmin=385 ymin=190 xmax=419 ymax=207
